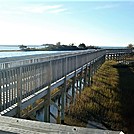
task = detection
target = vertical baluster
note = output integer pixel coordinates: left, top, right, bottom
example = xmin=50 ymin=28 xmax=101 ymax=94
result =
xmin=44 ymin=61 xmax=52 ymax=122
xmin=6 ymin=71 xmax=10 ymax=108
xmin=0 ymin=71 xmax=1 ymax=111
xmin=17 ymin=67 xmax=22 ymax=117
xmin=11 ymin=70 xmax=15 ymax=105
xmin=15 ymin=69 xmax=18 ymax=104
xmin=32 ymin=65 xmax=36 ymax=94
xmin=1 ymin=72 xmax=4 ymax=111
xmin=8 ymin=70 xmax=12 ymax=107
xmin=2 ymin=72 xmax=6 ymax=110
xmin=29 ymin=65 xmax=32 ymax=94
xmin=28 ymin=65 xmax=31 ymax=94
xmin=24 ymin=67 xmax=26 ymax=97
xmin=25 ymin=66 xmax=29 ymax=97
xmin=40 ymin=64 xmax=43 ymax=89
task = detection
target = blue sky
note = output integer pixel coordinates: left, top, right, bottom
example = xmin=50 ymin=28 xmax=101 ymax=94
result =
xmin=0 ymin=0 xmax=134 ymax=47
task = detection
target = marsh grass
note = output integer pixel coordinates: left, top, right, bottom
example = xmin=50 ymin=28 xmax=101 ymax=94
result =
xmin=65 ymin=60 xmax=134 ymax=134
xmin=115 ymin=63 xmax=134 ymax=134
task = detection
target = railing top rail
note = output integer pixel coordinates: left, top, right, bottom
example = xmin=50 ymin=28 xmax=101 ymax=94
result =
xmin=0 ymin=49 xmax=106 ymax=70
xmin=106 ymin=48 xmax=132 ymax=53
xmin=0 ymin=48 xmax=132 ymax=69
xmin=0 ymin=52 xmax=69 ymax=62
xmin=0 ymin=48 xmax=131 ymax=62
xmin=0 ymin=49 xmax=105 ymax=63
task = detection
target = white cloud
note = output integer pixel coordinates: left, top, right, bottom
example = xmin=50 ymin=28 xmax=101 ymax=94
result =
xmin=0 ymin=4 xmax=66 ymax=15
xmin=21 ymin=5 xmax=64 ymax=14
xmin=94 ymin=4 xmax=119 ymax=10
xmin=1 ymin=10 xmax=25 ymax=15
xmin=49 ymin=8 xmax=68 ymax=14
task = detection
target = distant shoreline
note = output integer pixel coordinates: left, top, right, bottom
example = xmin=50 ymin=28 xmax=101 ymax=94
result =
xmin=0 ymin=50 xmax=20 ymax=52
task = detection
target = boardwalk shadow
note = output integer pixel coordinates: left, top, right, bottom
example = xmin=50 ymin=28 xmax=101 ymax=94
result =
xmin=113 ymin=63 xmax=134 ymax=134
xmin=67 ymin=61 xmax=134 ymax=133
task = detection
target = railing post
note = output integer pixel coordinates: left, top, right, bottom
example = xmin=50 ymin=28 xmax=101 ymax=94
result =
xmin=71 ymin=55 xmax=77 ymax=104
xmin=94 ymin=59 xmax=97 ymax=73
xmin=84 ymin=64 xmax=88 ymax=87
xmin=61 ymin=76 xmax=66 ymax=124
xmin=79 ymin=67 xmax=83 ymax=94
xmin=104 ymin=54 xmax=106 ymax=63
xmin=61 ymin=57 xmax=67 ymax=124
xmin=44 ymin=102 xmax=50 ymax=122
xmin=17 ymin=67 xmax=22 ymax=117
xmin=87 ymin=64 xmax=91 ymax=86
xmin=44 ymin=61 xmax=52 ymax=122
xmin=57 ymin=96 xmax=61 ymax=124
xmin=0 ymin=72 xmax=1 ymax=112
xmin=92 ymin=60 xmax=95 ymax=75
xmin=90 ymin=62 xmax=94 ymax=85
xmin=72 ymin=74 xmax=76 ymax=104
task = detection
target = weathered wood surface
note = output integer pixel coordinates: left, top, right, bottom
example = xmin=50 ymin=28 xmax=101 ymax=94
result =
xmin=0 ymin=49 xmax=132 ymax=69
xmin=106 ymin=48 xmax=132 ymax=54
xmin=0 ymin=49 xmax=131 ymax=133
xmin=0 ymin=50 xmax=106 ymax=114
xmin=0 ymin=116 xmax=124 ymax=134
xmin=0 ymin=50 xmax=102 ymax=69
xmin=0 ymin=49 xmax=132 ymax=117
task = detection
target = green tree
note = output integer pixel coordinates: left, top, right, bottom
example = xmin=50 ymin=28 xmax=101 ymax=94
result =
xmin=56 ymin=42 xmax=61 ymax=46
xmin=69 ymin=43 xmax=74 ymax=46
xmin=19 ymin=44 xmax=27 ymax=50
xmin=127 ymin=44 xmax=133 ymax=48
xmin=78 ymin=43 xmax=86 ymax=49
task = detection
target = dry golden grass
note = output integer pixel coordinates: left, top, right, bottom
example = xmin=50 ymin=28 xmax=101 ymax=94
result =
xmin=65 ymin=60 xmax=134 ymax=134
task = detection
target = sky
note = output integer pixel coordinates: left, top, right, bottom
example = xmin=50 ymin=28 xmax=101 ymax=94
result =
xmin=0 ymin=0 xmax=134 ymax=47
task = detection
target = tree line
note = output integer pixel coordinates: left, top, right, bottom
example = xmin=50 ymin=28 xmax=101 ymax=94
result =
xmin=19 ymin=42 xmax=101 ymax=51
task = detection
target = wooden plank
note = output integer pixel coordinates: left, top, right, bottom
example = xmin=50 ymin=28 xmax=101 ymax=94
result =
xmin=11 ymin=70 xmax=14 ymax=105
xmin=29 ymin=65 xmax=32 ymax=95
xmin=8 ymin=70 xmax=12 ymax=107
xmin=0 ymin=116 xmax=123 ymax=134
xmin=6 ymin=71 xmax=10 ymax=108
xmin=0 ymin=72 xmax=1 ymax=111
xmin=2 ymin=72 xmax=6 ymax=110
xmin=14 ymin=69 xmax=18 ymax=104
xmin=27 ymin=66 xmax=30 ymax=95
xmin=25 ymin=66 xmax=29 ymax=97
xmin=17 ymin=67 xmax=22 ymax=117
xmin=0 ymin=49 xmax=131 ymax=118
xmin=0 ymin=72 xmax=3 ymax=111
xmin=23 ymin=67 xmax=27 ymax=98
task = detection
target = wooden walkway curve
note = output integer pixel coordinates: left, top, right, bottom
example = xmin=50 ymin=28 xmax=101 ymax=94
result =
xmin=0 ymin=48 xmax=132 ymax=124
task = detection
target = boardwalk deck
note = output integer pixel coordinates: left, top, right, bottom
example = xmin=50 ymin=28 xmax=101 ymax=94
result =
xmin=0 ymin=116 xmax=124 ymax=134
xmin=0 ymin=50 xmax=106 ymax=116
xmin=0 ymin=48 xmax=132 ymax=124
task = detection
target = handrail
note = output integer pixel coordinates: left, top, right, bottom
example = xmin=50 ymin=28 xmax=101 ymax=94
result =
xmin=0 ymin=49 xmax=104 ymax=69
xmin=0 ymin=49 xmax=106 ymax=112
xmin=0 ymin=48 xmax=132 ymax=114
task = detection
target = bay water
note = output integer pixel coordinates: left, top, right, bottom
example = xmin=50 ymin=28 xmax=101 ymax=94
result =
xmin=0 ymin=45 xmax=69 ymax=58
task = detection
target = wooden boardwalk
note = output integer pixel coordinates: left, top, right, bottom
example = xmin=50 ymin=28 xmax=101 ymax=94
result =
xmin=0 ymin=116 xmax=124 ymax=134
xmin=0 ymin=49 xmax=132 ymax=123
